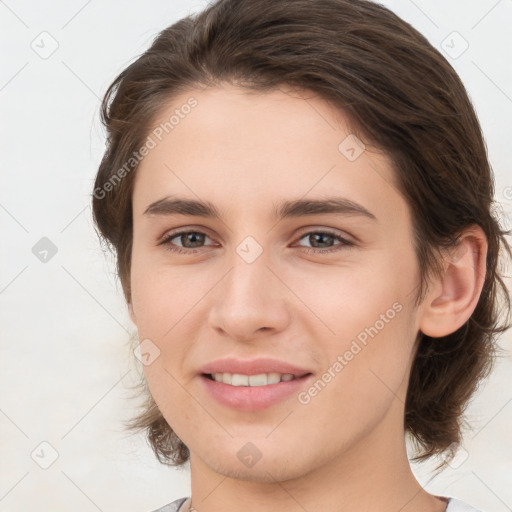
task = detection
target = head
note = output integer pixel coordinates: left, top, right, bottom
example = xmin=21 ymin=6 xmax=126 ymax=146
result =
xmin=92 ymin=0 xmax=511 ymax=476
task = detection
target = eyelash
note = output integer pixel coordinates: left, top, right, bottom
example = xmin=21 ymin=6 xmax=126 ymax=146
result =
xmin=158 ymin=228 xmax=354 ymax=255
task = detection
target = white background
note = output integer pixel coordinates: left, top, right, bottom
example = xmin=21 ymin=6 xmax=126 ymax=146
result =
xmin=1 ymin=1 xmax=511 ymax=511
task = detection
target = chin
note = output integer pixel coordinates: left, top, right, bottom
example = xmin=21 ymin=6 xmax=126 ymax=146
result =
xmin=194 ymin=437 xmax=321 ymax=483
xmin=211 ymin=458 xmax=304 ymax=483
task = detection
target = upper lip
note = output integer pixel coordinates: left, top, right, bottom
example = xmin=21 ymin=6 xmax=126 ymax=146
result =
xmin=200 ymin=357 xmax=312 ymax=377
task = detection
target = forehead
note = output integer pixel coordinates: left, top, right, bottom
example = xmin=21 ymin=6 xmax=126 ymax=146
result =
xmin=132 ymin=84 xmax=405 ymax=222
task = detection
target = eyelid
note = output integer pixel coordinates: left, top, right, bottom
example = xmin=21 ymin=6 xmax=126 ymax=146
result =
xmin=293 ymin=226 xmax=355 ymax=244
xmin=158 ymin=225 xmax=354 ymax=245
xmin=157 ymin=225 xmax=218 ymax=245
xmin=158 ymin=225 xmax=356 ymax=257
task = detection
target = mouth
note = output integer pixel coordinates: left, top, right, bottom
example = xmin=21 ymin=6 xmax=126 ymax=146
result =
xmin=199 ymin=369 xmax=313 ymax=412
xmin=202 ymin=372 xmax=309 ymax=386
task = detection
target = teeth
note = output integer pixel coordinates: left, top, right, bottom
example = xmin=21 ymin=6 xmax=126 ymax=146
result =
xmin=267 ymin=372 xmax=281 ymax=384
xmin=211 ymin=372 xmax=296 ymax=386
xmin=248 ymin=374 xmax=266 ymax=386
xmin=231 ymin=374 xmax=248 ymax=386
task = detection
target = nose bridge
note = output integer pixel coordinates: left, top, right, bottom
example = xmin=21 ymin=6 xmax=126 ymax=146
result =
xmin=223 ymin=240 xmax=273 ymax=309
xmin=208 ymin=237 xmax=290 ymax=338
xmin=222 ymin=224 xmax=272 ymax=293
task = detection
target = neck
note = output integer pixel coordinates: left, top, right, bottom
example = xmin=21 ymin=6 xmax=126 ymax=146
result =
xmin=187 ymin=398 xmax=447 ymax=512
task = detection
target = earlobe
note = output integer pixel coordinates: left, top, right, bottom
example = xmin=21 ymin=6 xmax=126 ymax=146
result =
xmin=419 ymin=225 xmax=487 ymax=338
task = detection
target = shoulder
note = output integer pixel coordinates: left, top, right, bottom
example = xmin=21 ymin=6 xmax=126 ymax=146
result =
xmin=446 ymin=497 xmax=483 ymax=512
xmin=147 ymin=497 xmax=189 ymax=512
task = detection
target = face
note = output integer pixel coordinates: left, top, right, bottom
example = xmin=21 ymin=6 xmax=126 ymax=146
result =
xmin=128 ymin=83 xmax=425 ymax=481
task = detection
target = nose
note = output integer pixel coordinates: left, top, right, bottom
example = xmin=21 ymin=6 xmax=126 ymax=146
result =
xmin=207 ymin=248 xmax=291 ymax=342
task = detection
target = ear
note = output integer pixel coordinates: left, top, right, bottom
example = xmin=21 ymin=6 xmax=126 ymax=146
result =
xmin=419 ymin=225 xmax=488 ymax=338
xmin=128 ymin=302 xmax=137 ymax=325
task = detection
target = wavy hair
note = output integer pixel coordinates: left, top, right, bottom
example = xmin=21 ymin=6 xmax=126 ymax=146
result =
xmin=91 ymin=0 xmax=511 ymax=468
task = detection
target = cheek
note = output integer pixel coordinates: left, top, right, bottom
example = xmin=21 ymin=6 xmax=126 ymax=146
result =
xmin=142 ymin=360 xmax=194 ymax=444
xmin=291 ymin=252 xmax=417 ymax=403
xmin=295 ymin=303 xmax=416 ymax=453
xmin=129 ymin=257 xmax=212 ymax=391
xmin=288 ymin=254 xmax=408 ymax=337
xmin=129 ymin=248 xmax=192 ymax=338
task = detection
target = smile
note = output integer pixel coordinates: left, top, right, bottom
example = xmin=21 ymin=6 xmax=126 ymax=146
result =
xmin=207 ymin=372 xmax=297 ymax=386
xmin=200 ymin=372 xmax=313 ymax=412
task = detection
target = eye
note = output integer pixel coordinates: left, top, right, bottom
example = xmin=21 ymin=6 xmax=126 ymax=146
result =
xmin=159 ymin=230 xmax=216 ymax=254
xmin=294 ymin=229 xmax=354 ymax=254
xmin=158 ymin=228 xmax=354 ymax=255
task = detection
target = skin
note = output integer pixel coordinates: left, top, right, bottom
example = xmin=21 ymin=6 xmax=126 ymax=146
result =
xmin=128 ymin=83 xmax=487 ymax=512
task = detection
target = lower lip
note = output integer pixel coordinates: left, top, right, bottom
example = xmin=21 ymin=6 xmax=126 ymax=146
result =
xmin=200 ymin=374 xmax=313 ymax=412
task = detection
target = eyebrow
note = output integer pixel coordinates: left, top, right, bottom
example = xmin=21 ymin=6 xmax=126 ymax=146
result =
xmin=143 ymin=196 xmax=377 ymax=221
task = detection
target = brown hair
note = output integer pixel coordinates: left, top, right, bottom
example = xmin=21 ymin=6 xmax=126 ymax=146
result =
xmin=92 ymin=0 xmax=511 ymax=468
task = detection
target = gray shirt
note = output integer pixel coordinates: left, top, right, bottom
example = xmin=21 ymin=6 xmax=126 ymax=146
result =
xmin=149 ymin=496 xmax=483 ymax=511
xmin=149 ymin=497 xmax=188 ymax=512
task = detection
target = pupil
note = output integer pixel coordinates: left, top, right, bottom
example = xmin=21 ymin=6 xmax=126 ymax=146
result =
xmin=184 ymin=232 xmax=204 ymax=248
xmin=311 ymin=233 xmax=332 ymax=248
